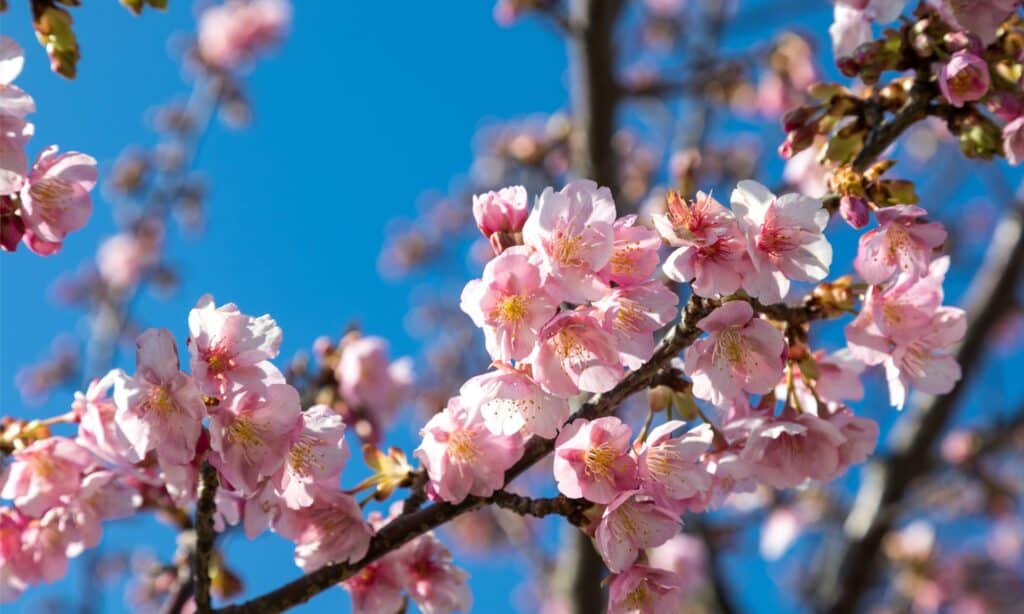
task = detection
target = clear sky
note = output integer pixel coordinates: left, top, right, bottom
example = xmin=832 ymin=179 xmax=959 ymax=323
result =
xmin=2 ymin=1 xmax=1021 ymax=613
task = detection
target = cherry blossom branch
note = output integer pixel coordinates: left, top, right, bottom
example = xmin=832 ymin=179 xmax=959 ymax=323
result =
xmin=488 ymin=491 xmax=592 ymax=525
xmin=814 ymin=204 xmax=1024 ymax=614
xmin=194 ymin=462 xmax=220 ymax=613
xmin=214 ymin=295 xmax=715 ymax=613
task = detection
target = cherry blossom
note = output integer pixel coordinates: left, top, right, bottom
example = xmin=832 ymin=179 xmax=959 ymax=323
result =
xmin=607 ymin=565 xmax=687 ymax=614
xmin=17 ymin=146 xmax=97 ymax=255
xmin=0 ymin=437 xmax=93 ymax=517
xmin=0 ymin=36 xmax=34 ymax=198
xmin=187 ymin=294 xmax=284 ymax=396
xmin=636 ymin=421 xmax=713 ymax=504
xmin=829 ymin=408 xmax=880 ymax=469
xmin=197 ymin=0 xmax=292 ymax=70
xmin=278 ymin=489 xmax=372 ymax=571
xmin=73 ymin=373 xmax=139 ymax=467
xmin=598 ymin=215 xmax=662 ymax=287
xmin=532 ymin=309 xmax=624 ymax=397
xmin=594 ymin=490 xmax=681 ymax=572
xmin=341 ymin=555 xmax=405 ymax=614
xmin=594 ymin=281 xmax=677 ymax=369
xmin=415 ymin=396 xmax=524 ymax=503
xmin=62 ymin=471 xmax=137 ymax=551
xmin=334 ymin=335 xmax=413 ymax=423
xmin=472 ymin=185 xmax=528 ymax=238
xmin=939 ymin=51 xmax=990 ymax=108
xmin=459 ymin=365 xmax=570 ymax=439
xmin=1003 ymin=116 xmax=1024 ymax=166
xmin=929 ymin=0 xmax=1018 ymax=43
xmin=731 ymin=180 xmax=832 ymax=303
xmin=276 ymin=404 xmax=349 ymax=509
xmin=395 ymin=532 xmax=473 ymax=613
xmin=522 ymin=179 xmax=617 ymax=303
xmin=0 ymin=507 xmax=35 ymax=603
xmin=740 ymin=412 xmax=849 ymax=489
xmin=774 ymin=349 xmax=866 ymax=415
xmin=112 ymin=329 xmax=206 ymax=465
xmin=208 ymin=385 xmax=302 ymax=494
xmin=654 ymin=191 xmax=752 ymax=298
xmin=553 ymin=417 xmax=638 ymax=504
xmin=684 ymin=300 xmax=786 ymax=407
xmin=460 ymin=246 xmax=558 ymax=361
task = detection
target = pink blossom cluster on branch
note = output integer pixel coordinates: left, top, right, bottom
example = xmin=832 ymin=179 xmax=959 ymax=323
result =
xmin=0 ymin=37 xmax=97 ymax=255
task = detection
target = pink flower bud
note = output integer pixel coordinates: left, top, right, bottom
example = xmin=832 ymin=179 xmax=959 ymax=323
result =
xmin=939 ymin=51 xmax=990 ymax=108
xmin=1003 ymin=116 xmax=1024 ymax=166
xmin=839 ymin=195 xmax=871 ymax=229
xmin=471 ymin=186 xmax=528 ymax=238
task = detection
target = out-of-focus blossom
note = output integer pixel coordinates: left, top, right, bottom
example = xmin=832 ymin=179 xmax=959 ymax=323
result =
xmin=783 ymin=144 xmax=829 ymax=199
xmin=276 ymin=404 xmax=348 ymax=509
xmin=341 ymin=554 xmax=404 ymax=614
xmin=187 ymin=294 xmax=284 ymax=396
xmin=278 ymin=489 xmax=371 ymax=571
xmin=593 ymin=281 xmax=678 ymax=369
xmin=731 ymin=180 xmax=831 ymax=303
xmin=646 ymin=532 xmax=708 ymax=594
xmin=0 ymin=437 xmax=93 ymax=516
xmin=335 ymin=335 xmax=413 ymax=424
xmin=459 ymin=365 xmax=569 ymax=439
xmin=830 ymin=1 xmax=906 ymax=57
xmin=1003 ymin=116 xmax=1024 ymax=166
xmin=828 ymin=408 xmax=879 ymax=468
xmin=740 ymin=412 xmax=848 ymax=488
xmin=929 ymin=0 xmax=1018 ymax=43
xmin=523 ymin=179 xmax=617 ymax=303
xmin=18 ymin=146 xmax=97 ymax=255
xmin=760 ymin=506 xmax=807 ymax=560
xmin=112 ymin=329 xmax=206 ymax=465
xmin=0 ymin=36 xmax=34 ymax=200
xmin=654 ymin=191 xmax=751 ymax=298
xmin=197 ymin=0 xmax=292 ymax=70
xmin=774 ymin=349 xmax=865 ymax=415
xmin=938 ymin=51 xmax=990 ymax=108
xmin=0 ymin=507 xmax=36 ymax=603
xmin=63 ymin=470 xmax=138 ymax=551
xmin=595 ymin=490 xmax=681 ymax=572
xmin=208 ymin=385 xmax=301 ymax=494
xmin=415 ymin=396 xmax=524 ymax=503
xmin=96 ymin=232 xmax=159 ymax=289
xmin=532 ymin=309 xmax=624 ymax=397
xmin=553 ymin=417 xmax=638 ymax=504
xmin=684 ymin=300 xmax=785 ymax=407
xmin=460 ymin=246 xmax=558 ymax=361
xmin=73 ymin=372 xmax=139 ymax=467
xmin=607 ymin=565 xmax=687 ymax=614
xmin=395 ymin=533 xmax=472 ymax=613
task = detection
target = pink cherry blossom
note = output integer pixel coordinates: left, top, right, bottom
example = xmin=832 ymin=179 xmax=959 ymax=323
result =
xmin=415 ymin=396 xmax=524 ymax=503
xmin=395 ymin=532 xmax=473 ymax=613
xmin=73 ymin=372 xmax=139 ymax=467
xmin=684 ymin=300 xmax=786 ymax=407
xmin=0 ymin=36 xmax=34 ymax=198
xmin=829 ymin=4 xmax=872 ymax=59
xmin=278 ymin=489 xmax=372 ymax=571
xmin=460 ymin=246 xmax=558 ymax=361
xmin=594 ymin=280 xmax=678 ymax=369
xmin=608 ymin=565 xmax=687 ymax=614
xmin=653 ymin=191 xmax=752 ymax=298
xmin=855 ymin=205 xmax=948 ymax=285
xmin=740 ymin=412 xmax=848 ymax=489
xmin=881 ymin=306 xmax=966 ymax=409
xmin=17 ymin=146 xmax=97 ymax=255
xmin=335 ymin=335 xmax=413 ymax=423
xmin=646 ymin=532 xmax=708 ymax=593
xmin=930 ymin=0 xmax=1018 ymax=43
xmin=242 ymin=479 xmax=287 ymax=539
xmin=828 ymin=408 xmax=879 ymax=469
xmin=939 ymin=51 xmax=991 ymax=108
xmin=0 ymin=437 xmax=93 ymax=517
xmin=532 ymin=309 xmax=624 ymax=397
xmin=1003 ymin=116 xmax=1024 ymax=166
xmin=636 ymin=421 xmax=713 ymax=504
xmin=732 ymin=180 xmax=832 ymax=303
xmin=783 ymin=144 xmax=829 ymax=198
xmin=553 ymin=417 xmax=638 ymax=504
xmin=598 ymin=215 xmax=662 ymax=287
xmin=472 ymin=185 xmax=528 ymax=237
xmin=197 ymin=0 xmax=292 ymax=70
xmin=522 ymin=179 xmax=617 ymax=303
xmin=20 ymin=509 xmax=72 ymax=583
xmin=459 ymin=365 xmax=570 ymax=439
xmin=276 ymin=404 xmax=349 ymax=509
xmin=208 ymin=384 xmax=302 ymax=494
xmin=341 ymin=554 xmax=405 ymax=614
xmin=595 ymin=490 xmax=681 ymax=572
xmin=187 ymin=294 xmax=284 ymax=396
xmin=62 ymin=470 xmax=138 ymax=552
xmin=112 ymin=328 xmax=206 ymax=465
xmin=0 ymin=507 xmax=36 ymax=603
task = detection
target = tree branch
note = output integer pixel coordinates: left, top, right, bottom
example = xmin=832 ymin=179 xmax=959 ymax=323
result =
xmin=194 ymin=462 xmax=220 ymax=614
xmin=214 ymin=295 xmax=714 ymax=613
xmin=488 ymin=491 xmax=592 ymax=526
xmin=814 ymin=205 xmax=1024 ymax=613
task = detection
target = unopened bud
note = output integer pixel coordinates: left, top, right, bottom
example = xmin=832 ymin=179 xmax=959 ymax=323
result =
xmin=839 ymin=195 xmax=871 ymax=229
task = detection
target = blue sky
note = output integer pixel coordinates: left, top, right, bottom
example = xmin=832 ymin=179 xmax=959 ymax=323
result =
xmin=2 ymin=1 xmax=1022 ymax=613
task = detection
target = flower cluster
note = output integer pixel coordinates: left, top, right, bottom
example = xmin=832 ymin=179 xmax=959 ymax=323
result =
xmin=197 ymin=0 xmax=292 ymax=71
xmin=0 ymin=37 xmax=97 ymax=255
xmin=654 ymin=181 xmax=832 ymax=303
xmin=848 ymin=207 xmax=964 ymax=408
xmin=0 ymin=295 xmax=457 ymax=611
